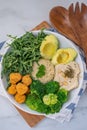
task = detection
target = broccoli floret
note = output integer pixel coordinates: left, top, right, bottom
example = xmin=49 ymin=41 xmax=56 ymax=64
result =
xmin=50 ymin=100 xmax=62 ymax=113
xmin=25 ymin=93 xmax=49 ymax=114
xmin=43 ymin=93 xmax=62 ymax=114
xmin=25 ymin=93 xmax=42 ymax=110
xmin=43 ymin=93 xmax=58 ymax=105
xmin=45 ymin=81 xmax=60 ymax=94
xmin=37 ymin=102 xmax=50 ymax=114
xmin=25 ymin=93 xmax=62 ymax=114
xmin=30 ymin=80 xmax=46 ymax=98
xmin=26 ymin=81 xmax=68 ymax=114
xmin=57 ymin=88 xmax=68 ymax=104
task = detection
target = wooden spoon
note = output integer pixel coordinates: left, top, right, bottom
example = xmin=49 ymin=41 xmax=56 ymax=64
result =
xmin=49 ymin=6 xmax=80 ymax=44
xmin=69 ymin=2 xmax=87 ymax=62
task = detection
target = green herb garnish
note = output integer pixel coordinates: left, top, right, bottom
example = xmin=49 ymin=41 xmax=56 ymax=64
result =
xmin=36 ymin=64 xmax=46 ymax=78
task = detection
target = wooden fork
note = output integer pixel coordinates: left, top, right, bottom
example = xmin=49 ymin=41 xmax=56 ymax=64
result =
xmin=69 ymin=2 xmax=87 ymax=62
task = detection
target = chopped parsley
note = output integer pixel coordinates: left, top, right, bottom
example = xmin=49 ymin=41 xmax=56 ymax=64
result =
xmin=36 ymin=64 xmax=46 ymax=78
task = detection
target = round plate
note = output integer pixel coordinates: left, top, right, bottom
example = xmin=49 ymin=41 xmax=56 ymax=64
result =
xmin=0 ymin=30 xmax=84 ymax=115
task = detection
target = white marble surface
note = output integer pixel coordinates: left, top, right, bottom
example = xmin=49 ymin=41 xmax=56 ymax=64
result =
xmin=0 ymin=0 xmax=87 ymax=129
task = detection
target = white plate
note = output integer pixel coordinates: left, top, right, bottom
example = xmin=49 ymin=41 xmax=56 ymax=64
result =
xmin=0 ymin=30 xmax=84 ymax=115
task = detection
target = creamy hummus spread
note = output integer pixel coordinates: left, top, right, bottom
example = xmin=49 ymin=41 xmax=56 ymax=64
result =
xmin=54 ymin=61 xmax=81 ymax=91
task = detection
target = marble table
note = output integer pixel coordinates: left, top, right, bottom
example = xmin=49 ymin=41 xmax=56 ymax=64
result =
xmin=0 ymin=0 xmax=87 ymax=130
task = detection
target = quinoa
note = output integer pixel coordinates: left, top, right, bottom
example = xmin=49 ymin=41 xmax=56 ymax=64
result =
xmin=31 ymin=59 xmax=55 ymax=83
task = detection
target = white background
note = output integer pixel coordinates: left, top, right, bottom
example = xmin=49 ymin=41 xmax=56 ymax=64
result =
xmin=0 ymin=0 xmax=87 ymax=130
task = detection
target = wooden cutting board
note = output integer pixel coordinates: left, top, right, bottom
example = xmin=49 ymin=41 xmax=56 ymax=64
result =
xmin=15 ymin=21 xmax=51 ymax=127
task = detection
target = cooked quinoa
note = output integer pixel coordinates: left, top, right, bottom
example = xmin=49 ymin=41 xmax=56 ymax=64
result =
xmin=31 ymin=59 xmax=55 ymax=83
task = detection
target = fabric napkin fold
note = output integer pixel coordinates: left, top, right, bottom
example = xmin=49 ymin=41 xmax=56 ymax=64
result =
xmin=0 ymin=28 xmax=87 ymax=123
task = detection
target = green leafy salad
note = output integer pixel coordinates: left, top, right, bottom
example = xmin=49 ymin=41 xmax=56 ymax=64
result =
xmin=2 ymin=31 xmax=47 ymax=77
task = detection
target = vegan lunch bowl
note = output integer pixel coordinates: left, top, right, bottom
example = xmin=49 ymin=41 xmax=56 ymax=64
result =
xmin=0 ymin=30 xmax=84 ymax=115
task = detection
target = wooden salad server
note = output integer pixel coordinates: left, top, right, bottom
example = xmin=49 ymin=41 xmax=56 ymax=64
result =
xmin=69 ymin=2 xmax=87 ymax=62
xmin=49 ymin=6 xmax=80 ymax=45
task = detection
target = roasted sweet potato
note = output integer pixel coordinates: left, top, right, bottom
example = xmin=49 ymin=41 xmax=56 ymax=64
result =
xmin=22 ymin=75 xmax=32 ymax=86
xmin=16 ymin=82 xmax=28 ymax=95
xmin=15 ymin=93 xmax=26 ymax=103
xmin=10 ymin=73 xmax=22 ymax=84
xmin=7 ymin=84 xmax=17 ymax=95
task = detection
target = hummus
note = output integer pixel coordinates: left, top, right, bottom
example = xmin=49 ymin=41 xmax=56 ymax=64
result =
xmin=32 ymin=59 xmax=55 ymax=83
xmin=54 ymin=61 xmax=81 ymax=91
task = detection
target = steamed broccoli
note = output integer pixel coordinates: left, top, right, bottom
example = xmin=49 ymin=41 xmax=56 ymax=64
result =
xmin=25 ymin=93 xmax=50 ymax=114
xmin=36 ymin=102 xmax=50 ymax=114
xmin=30 ymin=80 xmax=46 ymax=98
xmin=50 ymin=100 xmax=62 ymax=113
xmin=42 ymin=93 xmax=62 ymax=114
xmin=57 ymin=88 xmax=68 ymax=104
xmin=43 ymin=93 xmax=58 ymax=105
xmin=45 ymin=81 xmax=60 ymax=94
xmin=25 ymin=93 xmax=42 ymax=110
xmin=25 ymin=93 xmax=62 ymax=114
xmin=25 ymin=80 xmax=69 ymax=114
